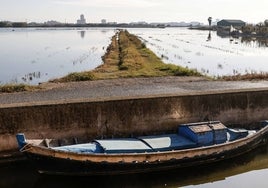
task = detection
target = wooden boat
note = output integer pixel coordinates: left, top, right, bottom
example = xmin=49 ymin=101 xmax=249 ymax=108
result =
xmin=16 ymin=121 xmax=268 ymax=176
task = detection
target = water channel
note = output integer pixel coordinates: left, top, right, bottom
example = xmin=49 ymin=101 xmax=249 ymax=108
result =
xmin=0 ymin=143 xmax=267 ymax=188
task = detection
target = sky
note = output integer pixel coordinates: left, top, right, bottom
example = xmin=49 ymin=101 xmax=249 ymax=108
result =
xmin=0 ymin=0 xmax=267 ymax=24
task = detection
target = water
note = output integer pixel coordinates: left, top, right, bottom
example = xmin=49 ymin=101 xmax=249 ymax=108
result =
xmin=0 ymin=143 xmax=267 ymax=188
xmin=0 ymin=27 xmax=267 ymax=85
xmin=0 ymin=28 xmax=115 ymax=85
xmin=129 ymin=28 xmax=268 ymax=77
xmin=0 ymin=27 xmax=268 ymax=186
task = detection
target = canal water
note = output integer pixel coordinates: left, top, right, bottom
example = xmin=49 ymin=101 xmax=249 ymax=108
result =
xmin=0 ymin=27 xmax=268 ymax=85
xmin=0 ymin=143 xmax=267 ymax=188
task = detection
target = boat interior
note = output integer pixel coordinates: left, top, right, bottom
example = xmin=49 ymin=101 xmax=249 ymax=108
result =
xmin=18 ymin=121 xmax=267 ymax=154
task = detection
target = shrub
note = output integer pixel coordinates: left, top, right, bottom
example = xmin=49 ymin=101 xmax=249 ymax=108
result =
xmin=0 ymin=84 xmax=36 ymax=93
xmin=62 ymin=72 xmax=95 ymax=82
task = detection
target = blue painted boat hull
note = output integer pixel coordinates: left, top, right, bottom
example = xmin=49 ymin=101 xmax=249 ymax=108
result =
xmin=23 ymin=134 xmax=267 ymax=176
xmin=16 ymin=121 xmax=268 ymax=175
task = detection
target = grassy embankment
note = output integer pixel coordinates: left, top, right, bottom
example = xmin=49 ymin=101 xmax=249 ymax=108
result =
xmin=53 ymin=30 xmax=202 ymax=82
xmin=0 ymin=84 xmax=39 ymax=93
xmin=219 ymin=73 xmax=268 ymax=81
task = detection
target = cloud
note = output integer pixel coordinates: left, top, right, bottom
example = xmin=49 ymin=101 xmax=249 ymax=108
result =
xmin=53 ymin=0 xmax=161 ymax=8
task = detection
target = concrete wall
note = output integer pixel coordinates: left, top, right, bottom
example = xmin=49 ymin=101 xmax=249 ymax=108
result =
xmin=1 ymin=89 xmax=268 ymax=152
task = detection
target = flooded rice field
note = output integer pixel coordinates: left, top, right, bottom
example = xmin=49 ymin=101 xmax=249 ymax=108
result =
xmin=0 ymin=27 xmax=268 ymax=85
xmin=1 ymin=143 xmax=267 ymax=188
xmin=129 ymin=28 xmax=268 ymax=77
xmin=0 ymin=28 xmax=115 ymax=85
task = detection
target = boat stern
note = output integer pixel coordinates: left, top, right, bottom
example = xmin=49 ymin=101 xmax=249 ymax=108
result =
xmin=16 ymin=133 xmax=26 ymax=150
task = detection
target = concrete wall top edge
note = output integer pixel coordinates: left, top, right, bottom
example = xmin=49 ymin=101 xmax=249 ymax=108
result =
xmin=1 ymin=87 xmax=268 ymax=109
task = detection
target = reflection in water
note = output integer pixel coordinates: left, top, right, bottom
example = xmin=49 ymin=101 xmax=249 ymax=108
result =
xmin=217 ymin=29 xmax=268 ymax=47
xmin=216 ymin=29 xmax=231 ymax=38
xmin=207 ymin=31 xmax=211 ymax=41
xmin=0 ymin=143 xmax=267 ymax=188
xmin=241 ymin=37 xmax=268 ymax=47
xmin=101 ymin=29 xmax=110 ymax=34
xmin=21 ymin=72 xmax=41 ymax=83
xmin=0 ymin=162 xmax=38 ymax=188
xmin=78 ymin=30 xmax=86 ymax=39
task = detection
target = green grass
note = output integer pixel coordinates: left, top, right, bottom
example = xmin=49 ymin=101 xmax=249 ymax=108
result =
xmin=219 ymin=72 xmax=268 ymax=81
xmin=0 ymin=84 xmax=39 ymax=93
xmin=52 ymin=72 xmax=95 ymax=82
xmin=156 ymin=63 xmax=203 ymax=76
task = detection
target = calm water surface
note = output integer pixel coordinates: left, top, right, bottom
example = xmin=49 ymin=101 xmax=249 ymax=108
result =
xmin=0 ymin=28 xmax=115 ymax=85
xmin=129 ymin=28 xmax=268 ymax=77
xmin=0 ymin=144 xmax=267 ymax=188
xmin=0 ymin=27 xmax=268 ymax=85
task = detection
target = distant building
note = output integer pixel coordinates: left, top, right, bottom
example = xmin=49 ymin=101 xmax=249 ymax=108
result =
xmin=77 ymin=14 xmax=86 ymax=25
xmin=101 ymin=19 xmax=107 ymax=24
xmin=265 ymin=19 xmax=268 ymax=26
xmin=217 ymin=19 xmax=246 ymax=28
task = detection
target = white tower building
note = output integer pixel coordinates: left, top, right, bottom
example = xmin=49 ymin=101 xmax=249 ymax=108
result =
xmin=77 ymin=14 xmax=86 ymax=25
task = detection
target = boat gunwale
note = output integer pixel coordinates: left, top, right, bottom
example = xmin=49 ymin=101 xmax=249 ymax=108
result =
xmin=21 ymin=125 xmax=268 ymax=163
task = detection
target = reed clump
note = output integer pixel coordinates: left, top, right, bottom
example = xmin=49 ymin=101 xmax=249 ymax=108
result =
xmin=0 ymin=84 xmax=38 ymax=93
xmin=219 ymin=72 xmax=268 ymax=81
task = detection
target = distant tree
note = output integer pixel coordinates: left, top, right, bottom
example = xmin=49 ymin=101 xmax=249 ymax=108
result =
xmin=260 ymin=22 xmax=264 ymax=26
xmin=208 ymin=17 xmax=212 ymax=27
xmin=265 ymin=20 xmax=268 ymax=27
xmin=12 ymin=22 xmax=27 ymax=27
xmin=0 ymin=22 xmax=8 ymax=27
